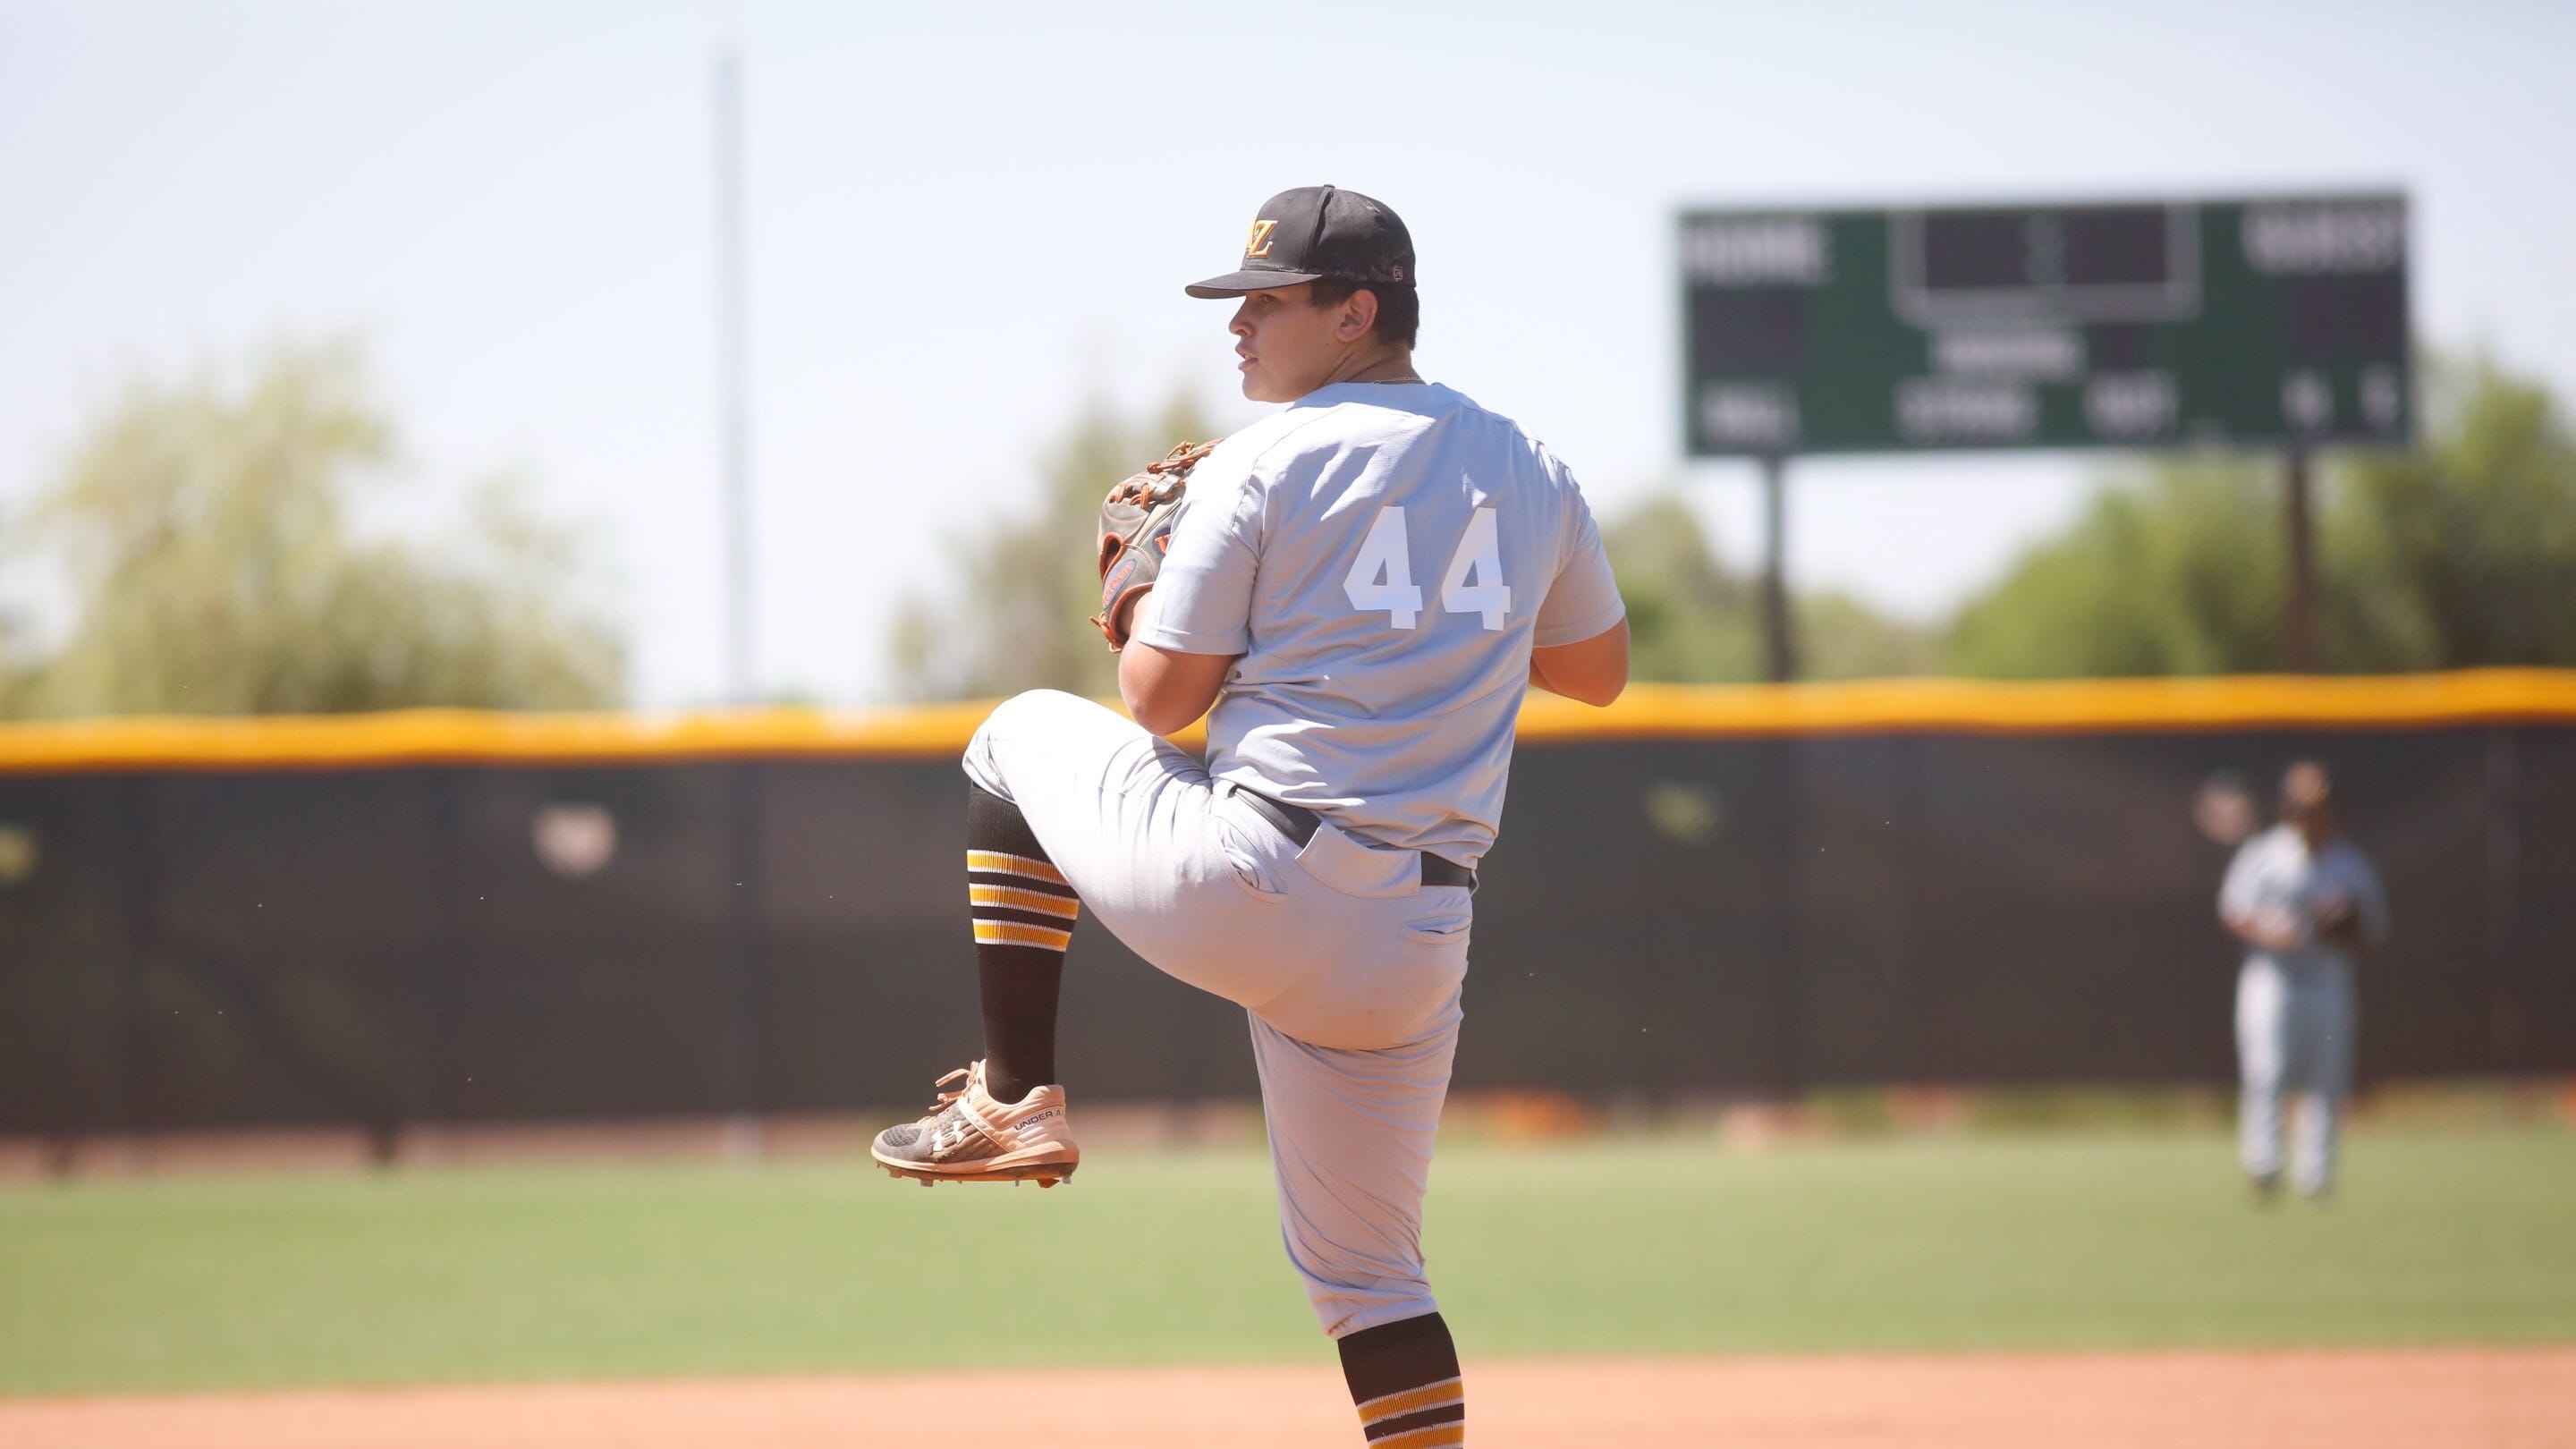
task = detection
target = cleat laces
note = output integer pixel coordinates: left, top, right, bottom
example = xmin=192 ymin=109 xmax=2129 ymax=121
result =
xmin=915 ymin=1065 xmax=991 ymax=1160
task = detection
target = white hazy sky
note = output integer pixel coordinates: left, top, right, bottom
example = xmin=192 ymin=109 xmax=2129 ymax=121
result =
xmin=4 ymin=1 xmax=2572 ymax=706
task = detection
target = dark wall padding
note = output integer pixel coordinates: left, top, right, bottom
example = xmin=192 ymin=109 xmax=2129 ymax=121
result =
xmin=1 ymin=724 xmax=2566 ymax=1134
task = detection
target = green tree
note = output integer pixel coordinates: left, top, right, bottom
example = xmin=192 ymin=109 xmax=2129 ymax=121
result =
xmin=1943 ymin=460 xmax=2286 ymax=677
xmin=1945 ymin=352 xmax=2576 ymax=678
xmin=1605 ymin=496 xmax=1760 ymax=682
xmin=0 ymin=606 xmax=31 ymax=716
xmin=2329 ymin=355 xmax=2576 ymax=669
xmin=888 ymin=392 xmax=1215 ymax=701
xmin=1800 ymin=589 xmax=1944 ymax=680
xmin=0 ymin=504 xmax=32 ymax=713
xmin=1606 ymin=492 xmax=1936 ymax=682
xmin=10 ymin=338 xmax=624 ymax=716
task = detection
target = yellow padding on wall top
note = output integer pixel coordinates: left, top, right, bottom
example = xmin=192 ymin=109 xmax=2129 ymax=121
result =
xmin=3 ymin=670 xmax=2574 ymax=774
xmin=1516 ymin=669 xmax=2576 ymax=738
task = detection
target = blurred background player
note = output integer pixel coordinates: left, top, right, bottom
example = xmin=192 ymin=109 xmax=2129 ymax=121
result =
xmin=2219 ymin=760 xmax=2392 ymax=1201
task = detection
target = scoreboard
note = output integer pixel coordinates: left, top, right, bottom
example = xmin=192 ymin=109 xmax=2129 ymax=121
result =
xmin=1681 ymin=193 xmax=2411 ymax=456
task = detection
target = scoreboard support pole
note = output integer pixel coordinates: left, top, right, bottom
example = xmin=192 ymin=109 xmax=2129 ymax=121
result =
xmin=2283 ymin=447 xmax=2319 ymax=673
xmin=1760 ymin=454 xmax=1797 ymax=683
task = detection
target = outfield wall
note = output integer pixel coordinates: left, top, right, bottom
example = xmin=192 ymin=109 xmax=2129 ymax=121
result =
xmin=2 ymin=673 xmax=2572 ymax=1139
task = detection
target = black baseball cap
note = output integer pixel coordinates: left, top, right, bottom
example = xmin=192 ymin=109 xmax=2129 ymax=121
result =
xmin=1185 ymin=185 xmax=1415 ymax=298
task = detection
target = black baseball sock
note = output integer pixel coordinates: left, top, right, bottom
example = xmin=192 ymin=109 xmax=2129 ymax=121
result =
xmin=1338 ymin=1312 xmax=1465 ymax=1446
xmin=965 ymin=784 xmax=1076 ymax=1106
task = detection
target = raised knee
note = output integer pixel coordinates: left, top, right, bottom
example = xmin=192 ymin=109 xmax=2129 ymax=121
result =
xmin=1003 ymin=687 xmax=1080 ymax=714
xmin=974 ymin=690 xmax=1081 ymax=745
xmin=964 ymin=690 xmax=1074 ymax=787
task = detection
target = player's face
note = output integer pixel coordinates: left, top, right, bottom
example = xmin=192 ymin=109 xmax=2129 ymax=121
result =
xmin=2291 ymin=801 xmax=2337 ymax=848
xmin=1229 ymin=284 xmax=1348 ymax=402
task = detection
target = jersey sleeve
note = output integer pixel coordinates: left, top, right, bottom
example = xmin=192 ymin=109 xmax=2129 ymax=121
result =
xmin=1131 ymin=464 xmax=1262 ymax=657
xmin=2217 ymin=838 xmax=2262 ymax=920
xmin=1531 ymin=479 xmax=1625 ymax=648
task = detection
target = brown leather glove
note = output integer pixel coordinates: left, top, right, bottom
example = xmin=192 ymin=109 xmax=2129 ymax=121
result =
xmin=1091 ymin=439 xmax=1217 ymax=651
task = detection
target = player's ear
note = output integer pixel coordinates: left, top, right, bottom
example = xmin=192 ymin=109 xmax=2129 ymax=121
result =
xmin=1335 ymin=287 xmax=1380 ymax=343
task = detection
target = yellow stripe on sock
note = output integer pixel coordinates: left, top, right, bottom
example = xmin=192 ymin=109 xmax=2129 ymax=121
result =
xmin=1369 ymin=1424 xmax=1465 ymax=1449
xmin=1360 ymin=1377 xmax=1464 ymax=1425
xmin=966 ymin=850 xmax=1068 ymax=886
xmin=972 ymin=920 xmax=1072 ymax=951
xmin=969 ymin=884 xmax=1080 ymax=919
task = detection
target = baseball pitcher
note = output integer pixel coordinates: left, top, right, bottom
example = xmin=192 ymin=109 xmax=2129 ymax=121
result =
xmin=872 ymin=184 xmax=1629 ymax=1445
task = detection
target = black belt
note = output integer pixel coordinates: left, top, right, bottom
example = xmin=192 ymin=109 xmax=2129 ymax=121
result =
xmin=1234 ymin=789 xmax=1479 ymax=892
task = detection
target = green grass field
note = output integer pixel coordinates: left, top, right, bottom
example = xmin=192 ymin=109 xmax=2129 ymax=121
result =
xmin=4 ymin=1125 xmax=2572 ymax=1396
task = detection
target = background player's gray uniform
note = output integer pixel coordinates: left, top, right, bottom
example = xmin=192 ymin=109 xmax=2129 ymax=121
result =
xmin=2219 ymin=823 xmax=2390 ymax=1194
xmin=963 ymin=380 xmax=1621 ymax=1336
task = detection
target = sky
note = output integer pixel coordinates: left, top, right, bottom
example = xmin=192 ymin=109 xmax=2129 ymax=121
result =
xmin=4 ymin=0 xmax=2572 ymax=708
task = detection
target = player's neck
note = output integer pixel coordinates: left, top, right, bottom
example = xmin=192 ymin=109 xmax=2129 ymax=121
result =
xmin=1321 ymin=345 xmax=1422 ymax=389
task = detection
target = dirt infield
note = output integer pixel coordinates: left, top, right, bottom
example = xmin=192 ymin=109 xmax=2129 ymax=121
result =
xmin=5 ymin=1349 xmax=2571 ymax=1448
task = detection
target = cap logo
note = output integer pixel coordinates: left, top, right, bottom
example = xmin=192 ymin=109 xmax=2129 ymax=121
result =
xmin=1244 ymin=219 xmax=1277 ymax=258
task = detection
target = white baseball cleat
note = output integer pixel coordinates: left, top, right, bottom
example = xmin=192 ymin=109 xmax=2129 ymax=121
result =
xmin=871 ymin=1060 xmax=1080 ymax=1188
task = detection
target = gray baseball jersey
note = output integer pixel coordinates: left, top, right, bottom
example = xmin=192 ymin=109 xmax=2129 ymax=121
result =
xmin=2220 ymin=824 xmax=2390 ymax=970
xmin=1132 ymin=381 xmax=1625 ymax=868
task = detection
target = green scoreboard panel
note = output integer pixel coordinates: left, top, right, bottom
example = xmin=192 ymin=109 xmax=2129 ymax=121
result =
xmin=1681 ymin=193 xmax=2410 ymax=455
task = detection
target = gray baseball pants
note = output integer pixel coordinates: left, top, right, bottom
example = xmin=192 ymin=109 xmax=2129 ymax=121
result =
xmin=2235 ymin=956 xmax=2357 ymax=1195
xmin=962 ymin=689 xmax=1472 ymax=1337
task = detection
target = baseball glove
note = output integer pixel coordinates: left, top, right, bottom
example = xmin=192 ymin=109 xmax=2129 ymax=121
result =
xmin=1091 ymin=439 xmax=1218 ymax=651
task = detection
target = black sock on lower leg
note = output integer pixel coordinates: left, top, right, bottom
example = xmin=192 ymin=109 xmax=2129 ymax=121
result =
xmin=1338 ymin=1312 xmax=1464 ymax=1445
xmin=976 ymin=955 xmax=1060 ymax=1105
xmin=965 ymin=784 xmax=1075 ymax=1105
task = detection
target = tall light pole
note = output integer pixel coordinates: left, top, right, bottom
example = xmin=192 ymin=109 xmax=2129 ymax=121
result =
xmin=710 ymin=17 xmax=765 ymax=1163
xmin=711 ymin=26 xmax=753 ymax=705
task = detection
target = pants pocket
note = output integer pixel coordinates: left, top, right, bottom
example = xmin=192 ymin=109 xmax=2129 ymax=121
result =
xmin=1293 ymin=821 xmax=1421 ymax=899
xmin=1212 ymin=809 xmax=1288 ymax=901
xmin=1402 ymin=900 xmax=1472 ymax=947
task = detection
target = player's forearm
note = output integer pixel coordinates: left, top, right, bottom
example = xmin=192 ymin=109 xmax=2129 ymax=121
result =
xmin=1528 ymin=621 xmax=1630 ymax=707
xmin=1527 ymin=655 xmax=1597 ymax=704
xmin=2223 ymin=910 xmax=2304 ymax=953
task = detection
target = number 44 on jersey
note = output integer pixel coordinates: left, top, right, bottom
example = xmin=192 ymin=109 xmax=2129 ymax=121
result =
xmin=1343 ymin=505 xmax=1512 ymax=631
